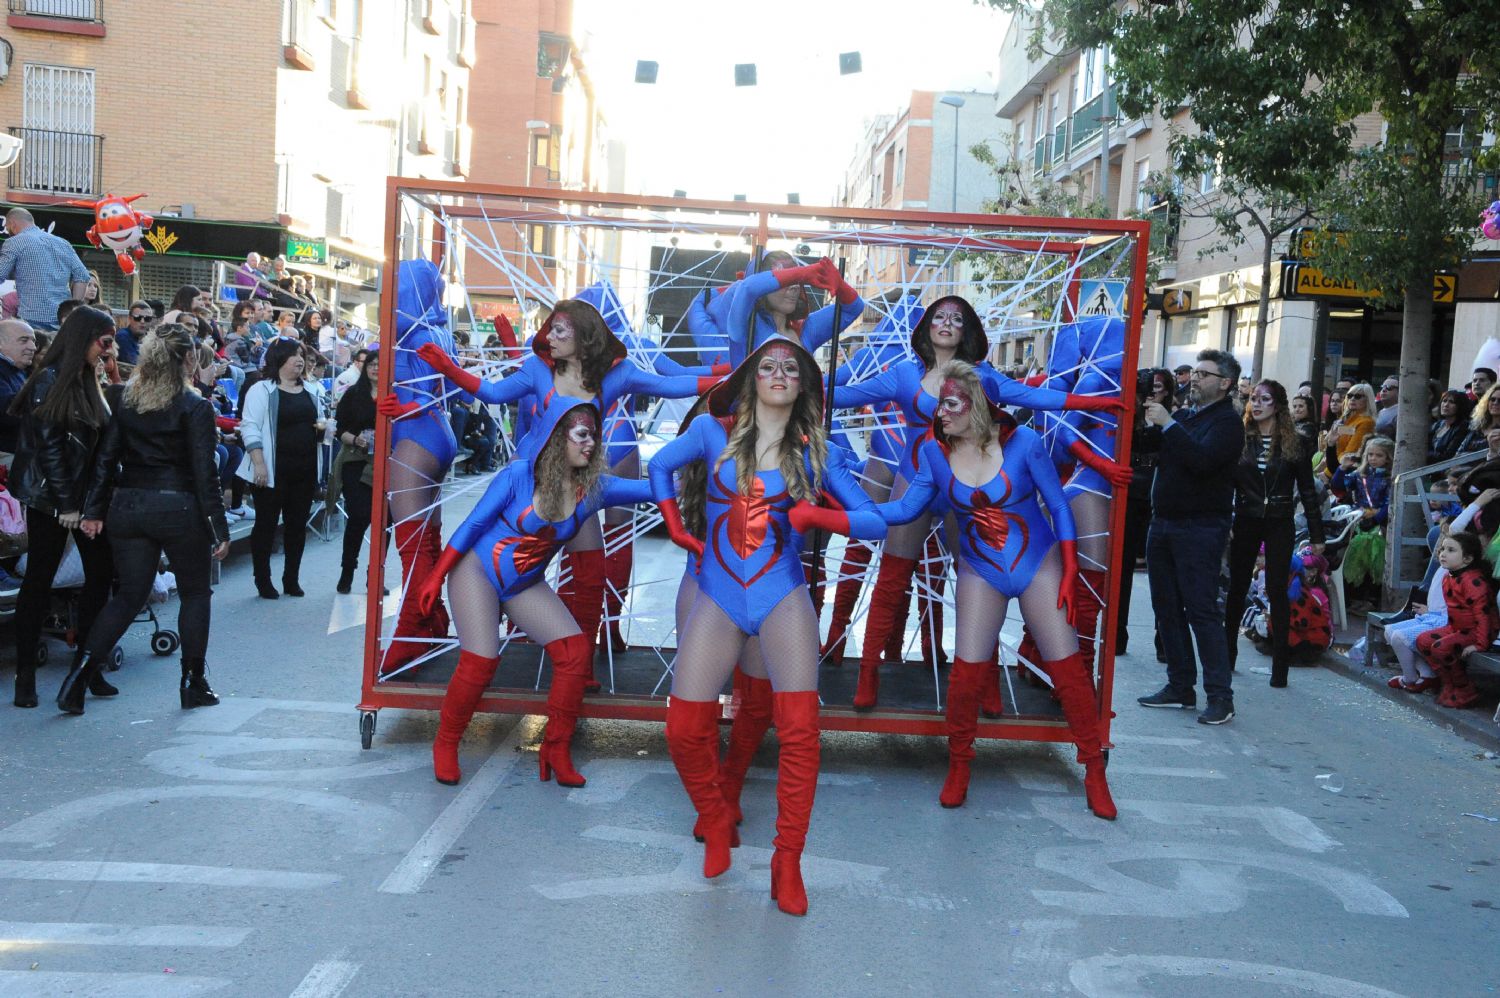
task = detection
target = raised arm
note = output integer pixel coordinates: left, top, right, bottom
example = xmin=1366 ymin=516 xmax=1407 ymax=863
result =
xmin=415 ymin=341 xmax=537 ymax=406
xmin=982 ymin=365 xmax=1124 ymax=415
xmin=874 ymin=457 xmax=941 ymax=526
xmin=826 ymin=362 xmax=903 ymax=410
xmin=616 ymin=359 xmax=718 ymax=401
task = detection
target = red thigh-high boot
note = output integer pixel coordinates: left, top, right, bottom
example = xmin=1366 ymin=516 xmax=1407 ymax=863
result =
xmin=719 ymin=667 xmax=774 ymax=826
xmin=382 ymin=521 xmax=431 ymax=674
xmin=420 ymin=520 xmax=451 ymax=639
xmin=432 ymin=650 xmax=500 ymax=785
xmin=980 ymin=642 xmax=1004 ymax=718
xmin=1045 ymin=653 xmax=1116 ymax=820
xmin=538 ymin=633 xmax=594 ymax=787
xmin=667 ymin=696 xmax=735 ymax=878
xmin=1015 ymin=629 xmax=1045 ymax=689
xmin=557 ymin=549 xmax=607 ymax=692
xmin=940 ymin=658 xmax=987 ymax=807
xmin=770 ymin=691 xmax=821 ymax=916
xmin=917 ymin=538 xmax=948 ymax=669
xmin=820 ymin=543 xmax=872 ymax=664
xmin=884 ymin=582 xmax=914 ymax=664
xmin=600 ymin=542 xmax=633 ymax=653
xmin=855 ymin=554 xmax=919 ymax=711
xmin=1072 ymin=569 xmax=1109 ymax=671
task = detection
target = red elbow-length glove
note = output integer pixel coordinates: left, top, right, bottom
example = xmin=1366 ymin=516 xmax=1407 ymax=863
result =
xmin=1064 ymin=393 xmax=1127 ymax=415
xmin=1068 ymin=439 xmax=1133 ymax=488
xmin=789 ymin=499 xmax=852 ymax=536
xmin=416 ymin=341 xmax=482 ymax=396
xmin=1057 ymin=539 xmax=1080 ymax=626
xmin=659 ymin=498 xmax=704 ymax=561
xmin=710 ymin=362 xmax=732 ymax=376
xmin=377 ymin=393 xmax=422 ymax=419
xmin=695 ymin=375 xmax=723 ymax=394
xmin=414 ymin=545 xmax=464 ymax=617
xmin=812 ymin=258 xmax=858 ymax=305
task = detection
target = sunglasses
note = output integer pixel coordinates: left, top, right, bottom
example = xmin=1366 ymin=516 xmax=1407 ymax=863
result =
xmin=96 ymin=336 xmax=115 ymax=348
xmin=130 ymin=314 xmax=151 ymax=322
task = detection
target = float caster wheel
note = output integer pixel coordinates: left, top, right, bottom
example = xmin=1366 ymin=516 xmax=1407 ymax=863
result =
xmin=35 ymin=643 xmax=49 ymax=666
xmin=107 ymin=647 xmax=125 ymax=672
xmin=359 ymin=710 xmax=376 ymax=750
xmin=151 ymin=630 xmax=180 ymax=656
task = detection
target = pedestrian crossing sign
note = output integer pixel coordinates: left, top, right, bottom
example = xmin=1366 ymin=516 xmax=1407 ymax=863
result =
xmin=1078 ymin=279 xmax=1127 ymax=318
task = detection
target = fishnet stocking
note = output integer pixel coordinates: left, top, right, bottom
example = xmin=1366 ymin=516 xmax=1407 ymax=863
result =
xmin=953 ymin=547 xmax=1079 ymax=663
xmin=448 ymin=551 xmax=583 ymax=657
xmin=388 ymin=439 xmax=445 ymax=526
xmin=672 ymin=588 xmax=819 ymax=699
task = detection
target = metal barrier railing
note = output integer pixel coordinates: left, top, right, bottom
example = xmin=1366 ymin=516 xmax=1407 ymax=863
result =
xmin=1388 ymin=448 xmax=1491 ymax=591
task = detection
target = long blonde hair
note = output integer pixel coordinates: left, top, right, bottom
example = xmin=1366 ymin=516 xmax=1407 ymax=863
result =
xmin=532 ymin=407 xmax=606 ymax=521
xmin=932 ymin=359 xmax=996 ymax=452
xmin=124 ymin=323 xmax=195 ymax=413
xmin=714 ymin=349 xmax=827 ymax=500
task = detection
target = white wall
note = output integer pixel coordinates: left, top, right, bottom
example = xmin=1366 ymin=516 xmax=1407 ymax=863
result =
xmin=1449 ymin=302 xmax=1500 ymax=388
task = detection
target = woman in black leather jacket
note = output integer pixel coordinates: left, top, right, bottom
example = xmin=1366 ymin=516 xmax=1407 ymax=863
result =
xmin=7 ymin=306 xmax=117 ymax=709
xmin=62 ymin=323 xmax=231 ymax=714
xmin=1224 ymin=379 xmax=1326 ymax=688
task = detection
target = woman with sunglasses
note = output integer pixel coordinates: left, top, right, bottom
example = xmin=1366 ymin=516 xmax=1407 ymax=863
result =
xmin=7 ymin=306 xmax=119 ymax=709
xmin=1224 ymin=380 xmax=1325 ymax=687
xmin=1323 ymin=383 xmax=1375 ymax=480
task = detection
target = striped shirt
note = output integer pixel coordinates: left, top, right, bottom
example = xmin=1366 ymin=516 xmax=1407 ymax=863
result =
xmin=0 ymin=225 xmax=90 ymax=327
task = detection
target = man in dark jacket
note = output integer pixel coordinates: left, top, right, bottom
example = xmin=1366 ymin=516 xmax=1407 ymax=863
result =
xmin=0 ymin=317 xmax=36 ymax=458
xmin=1138 ymin=348 xmax=1244 ymax=724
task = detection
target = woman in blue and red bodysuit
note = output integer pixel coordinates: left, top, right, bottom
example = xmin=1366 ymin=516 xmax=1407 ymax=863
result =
xmin=409 ymin=397 xmax=654 ymax=789
xmin=417 ymin=299 xmax=719 ymax=683
xmin=827 ymin=296 xmax=1124 ymax=711
xmin=650 ymin=336 xmax=887 ymax=917
xmin=877 ymin=360 xmax=1116 ymax=820
xmin=374 ymin=261 xmax=472 ymax=674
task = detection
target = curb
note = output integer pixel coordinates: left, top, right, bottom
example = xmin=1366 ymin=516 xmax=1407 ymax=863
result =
xmin=1319 ymin=642 xmax=1500 ymax=751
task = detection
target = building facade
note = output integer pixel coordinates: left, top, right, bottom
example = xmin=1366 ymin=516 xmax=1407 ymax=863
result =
xmin=0 ymin=0 xmax=473 ymax=325
xmin=992 ymin=13 xmax=1495 ymax=392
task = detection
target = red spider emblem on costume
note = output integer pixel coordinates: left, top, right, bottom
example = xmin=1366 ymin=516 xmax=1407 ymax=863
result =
xmin=708 ymin=465 xmax=788 ymax=587
xmin=492 ymin=516 xmax=557 ymax=578
xmin=953 ymin=473 xmax=1029 ymax=575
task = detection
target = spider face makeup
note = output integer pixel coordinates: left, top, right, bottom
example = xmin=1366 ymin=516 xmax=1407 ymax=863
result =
xmin=754 ymin=343 xmax=802 ymax=405
xmin=563 ymin=409 xmax=597 ymax=467
xmin=937 ymin=377 xmax=974 ymax=436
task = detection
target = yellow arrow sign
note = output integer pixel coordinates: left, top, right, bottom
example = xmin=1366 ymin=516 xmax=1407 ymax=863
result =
xmin=1433 ymin=272 xmax=1456 ymax=304
xmin=1287 ymin=265 xmax=1457 ymax=304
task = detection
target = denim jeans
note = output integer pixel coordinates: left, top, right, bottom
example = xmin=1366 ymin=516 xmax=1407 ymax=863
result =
xmin=1146 ymin=513 xmax=1234 ymax=704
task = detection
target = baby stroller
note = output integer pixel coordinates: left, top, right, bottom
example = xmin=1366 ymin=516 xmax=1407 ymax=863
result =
xmin=31 ymin=543 xmax=180 ymax=671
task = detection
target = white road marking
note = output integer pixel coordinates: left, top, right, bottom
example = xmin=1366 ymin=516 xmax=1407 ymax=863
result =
xmin=1069 ymin=955 xmax=1409 ymax=998
xmin=144 ymin=735 xmax=429 ymax=782
xmin=378 ymin=724 xmax=527 ymax=895
xmin=567 ymin=759 xmax=871 ymax=805
xmin=0 ymin=921 xmax=249 ymax=947
xmin=533 ymin=826 xmax=886 ymax=900
xmin=1030 ymin=798 xmax=1340 ymax=852
xmin=288 ymin=950 xmax=361 ymax=998
xmin=1010 ymin=917 xmax=1080 ymax=966
xmin=1108 ymin=733 xmax=1231 ymax=755
xmin=175 ymin=698 xmax=352 ymax=735
xmin=1105 ymin=764 xmax=1226 ymax=779
xmin=0 ymin=971 xmax=231 ymax=997
xmin=0 ymin=860 xmax=337 ymax=890
xmin=327 ymin=591 xmax=400 ymax=635
xmin=1032 ymin=844 xmax=1408 ymax=917
xmin=0 ymin=786 xmax=414 ymax=855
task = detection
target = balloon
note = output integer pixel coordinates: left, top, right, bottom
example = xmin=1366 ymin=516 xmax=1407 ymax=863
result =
xmin=1481 ymin=200 xmax=1500 ymax=241
xmin=62 ymin=193 xmax=153 ymax=275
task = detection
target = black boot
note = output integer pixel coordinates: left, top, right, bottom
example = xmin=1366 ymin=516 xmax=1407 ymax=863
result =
xmin=255 ymin=573 xmax=279 ymax=599
xmin=336 ymin=565 xmax=354 ymax=595
xmin=13 ymin=665 xmax=37 ymax=708
xmin=56 ymin=652 xmax=98 ymax=715
xmin=84 ymin=650 xmax=118 ymax=697
xmin=180 ymin=659 xmax=219 ymax=709
xmin=282 ymin=575 xmax=305 ymax=598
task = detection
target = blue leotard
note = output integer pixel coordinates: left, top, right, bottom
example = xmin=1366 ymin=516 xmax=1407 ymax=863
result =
xmin=1037 ymin=315 xmax=1127 ymax=497
xmin=391 ymin=260 xmax=473 ymax=466
xmin=723 ymin=267 xmax=865 ymax=368
xmin=877 ymin=417 xmax=1075 ymax=597
xmin=828 ymin=356 xmax=1076 ymax=482
xmin=649 ymin=413 xmax=886 ymax=634
xmin=444 ymin=398 xmax=654 ymax=600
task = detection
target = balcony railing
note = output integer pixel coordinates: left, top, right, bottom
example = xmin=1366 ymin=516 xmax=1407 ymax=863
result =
xmin=1033 ymin=140 xmax=1045 ymax=175
xmin=8 ymin=0 xmax=102 ymax=20
xmin=7 ymin=126 xmax=102 ymax=195
xmin=1051 ymin=123 xmax=1068 ymax=164
xmin=1070 ymin=92 xmax=1104 ymax=152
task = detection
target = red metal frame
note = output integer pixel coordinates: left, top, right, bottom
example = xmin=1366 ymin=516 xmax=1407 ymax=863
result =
xmin=358 ymin=180 xmax=1148 ymax=748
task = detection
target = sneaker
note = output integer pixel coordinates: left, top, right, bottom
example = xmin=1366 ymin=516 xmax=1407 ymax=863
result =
xmin=223 ymin=509 xmax=241 ymax=523
xmin=228 ymin=506 xmax=255 ymax=521
xmin=1197 ymin=701 xmax=1235 ymax=725
xmin=1137 ymin=686 xmax=1196 ymax=709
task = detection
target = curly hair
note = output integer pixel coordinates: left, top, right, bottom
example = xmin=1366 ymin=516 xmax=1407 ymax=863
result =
xmin=714 ymin=346 xmax=827 ymax=500
xmin=675 ymin=396 xmax=713 ymax=539
xmin=548 ymin=300 xmax=618 ymax=396
xmin=532 ymin=406 xmax=606 ymax=522
xmin=931 ymin=360 xmax=997 ymax=453
xmin=1242 ymin=379 xmax=1302 ymax=461
xmin=911 ymin=296 xmax=988 ymax=372
xmin=125 ymin=323 xmax=195 ymax=413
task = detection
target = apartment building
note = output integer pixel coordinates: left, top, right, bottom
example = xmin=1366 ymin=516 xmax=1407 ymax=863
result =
xmin=461 ymin=0 xmax=614 ymax=331
xmin=992 ymin=15 xmax=1496 ymax=390
xmin=0 ymin=0 xmax=474 ymax=324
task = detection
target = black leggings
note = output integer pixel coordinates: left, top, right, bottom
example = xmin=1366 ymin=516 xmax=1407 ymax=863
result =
xmin=250 ymin=475 xmax=316 ymax=585
xmin=83 ymin=489 xmax=215 ymax=663
xmin=14 ymin=506 xmax=114 ymax=670
xmin=340 ymin=461 xmax=373 ymax=573
xmin=1223 ymin=515 xmax=1295 ymax=672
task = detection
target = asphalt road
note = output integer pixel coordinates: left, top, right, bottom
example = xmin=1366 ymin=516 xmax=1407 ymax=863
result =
xmin=2 ymin=519 xmax=1498 ymax=997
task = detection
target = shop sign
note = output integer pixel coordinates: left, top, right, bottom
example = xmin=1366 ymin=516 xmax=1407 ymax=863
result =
xmin=287 ymin=237 xmax=328 ymax=265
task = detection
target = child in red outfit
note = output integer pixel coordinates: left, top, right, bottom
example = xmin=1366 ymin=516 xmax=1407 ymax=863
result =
xmin=1286 ymin=551 xmax=1332 ymax=662
xmin=1414 ymin=531 xmax=1499 ymax=708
